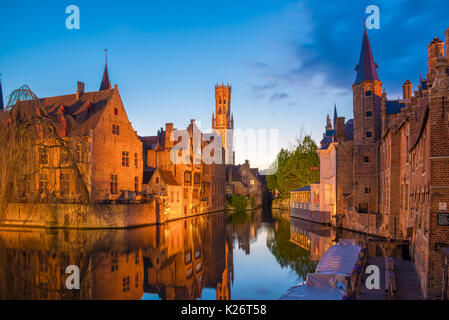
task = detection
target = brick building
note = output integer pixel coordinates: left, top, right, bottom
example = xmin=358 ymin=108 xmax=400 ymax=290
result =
xmin=3 ymin=60 xmax=143 ymax=203
xmin=312 ymin=28 xmax=449 ymax=298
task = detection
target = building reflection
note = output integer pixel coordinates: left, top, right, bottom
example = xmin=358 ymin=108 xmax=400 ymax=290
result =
xmin=289 ymin=218 xmax=335 ymax=261
xmin=0 ymin=212 xmax=235 ymax=300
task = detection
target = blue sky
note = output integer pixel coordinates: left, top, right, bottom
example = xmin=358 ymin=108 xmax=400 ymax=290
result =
xmin=1 ymin=1 xmax=449 ymax=168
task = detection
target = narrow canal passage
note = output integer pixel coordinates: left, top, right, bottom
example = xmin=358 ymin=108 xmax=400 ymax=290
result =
xmin=0 ymin=209 xmax=371 ymax=300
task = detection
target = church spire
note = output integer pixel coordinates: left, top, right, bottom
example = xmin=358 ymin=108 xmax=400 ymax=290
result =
xmin=0 ymin=74 xmax=4 ymax=111
xmin=100 ymin=49 xmax=111 ymax=91
xmin=354 ymin=29 xmax=380 ymax=84
xmin=333 ymin=103 xmax=338 ymax=126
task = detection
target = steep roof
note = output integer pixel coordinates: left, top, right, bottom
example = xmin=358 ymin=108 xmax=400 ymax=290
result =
xmin=15 ymin=89 xmax=115 ymax=137
xmin=158 ymin=169 xmax=180 ymax=186
xmin=100 ymin=61 xmax=111 ymax=91
xmin=354 ymin=29 xmax=380 ymax=84
xmin=386 ymin=100 xmax=407 ymax=114
xmin=291 ymin=185 xmax=311 ymax=192
xmin=141 ymin=136 xmax=160 ymax=150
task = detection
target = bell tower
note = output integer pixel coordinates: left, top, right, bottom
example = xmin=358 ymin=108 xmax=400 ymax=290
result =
xmin=212 ymin=83 xmax=234 ymax=164
xmin=352 ymin=29 xmax=382 ymax=215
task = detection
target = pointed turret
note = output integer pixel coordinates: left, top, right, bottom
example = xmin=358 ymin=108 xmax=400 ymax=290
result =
xmin=0 ymin=74 xmax=4 ymax=111
xmin=333 ymin=104 xmax=338 ymax=126
xmin=354 ymin=29 xmax=380 ymax=84
xmin=325 ymin=114 xmax=332 ymax=131
xmin=100 ymin=50 xmax=111 ymax=91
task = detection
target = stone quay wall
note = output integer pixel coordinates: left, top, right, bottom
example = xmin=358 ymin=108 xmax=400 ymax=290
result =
xmin=0 ymin=202 xmax=160 ymax=229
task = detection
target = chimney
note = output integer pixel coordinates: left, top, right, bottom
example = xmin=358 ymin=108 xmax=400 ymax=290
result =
xmin=335 ymin=117 xmax=346 ymax=141
xmin=402 ymin=80 xmax=412 ymax=100
xmin=76 ymin=81 xmax=85 ymax=100
xmin=427 ymin=38 xmax=445 ymax=78
xmin=165 ymin=123 xmax=174 ymax=148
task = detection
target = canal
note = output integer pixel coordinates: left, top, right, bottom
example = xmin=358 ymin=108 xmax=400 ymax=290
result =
xmin=0 ymin=209 xmax=370 ymax=300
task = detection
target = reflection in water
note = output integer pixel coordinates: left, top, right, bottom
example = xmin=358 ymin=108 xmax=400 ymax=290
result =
xmin=0 ymin=209 xmax=367 ymax=300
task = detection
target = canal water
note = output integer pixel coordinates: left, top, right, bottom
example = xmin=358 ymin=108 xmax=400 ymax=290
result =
xmin=0 ymin=209 xmax=368 ymax=300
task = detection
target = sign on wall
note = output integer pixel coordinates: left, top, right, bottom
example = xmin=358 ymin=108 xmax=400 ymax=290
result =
xmin=438 ymin=213 xmax=449 ymax=226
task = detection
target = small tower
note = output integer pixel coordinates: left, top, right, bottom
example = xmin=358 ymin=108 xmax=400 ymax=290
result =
xmin=402 ymin=80 xmax=413 ymax=100
xmin=325 ymin=114 xmax=332 ymax=131
xmin=100 ymin=49 xmax=111 ymax=91
xmin=427 ymin=38 xmax=445 ymax=79
xmin=352 ymin=29 xmax=382 ymax=215
xmin=212 ymin=83 xmax=234 ymax=164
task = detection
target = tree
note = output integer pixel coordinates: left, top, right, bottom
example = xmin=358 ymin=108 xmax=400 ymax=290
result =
xmin=267 ymin=135 xmax=319 ymax=197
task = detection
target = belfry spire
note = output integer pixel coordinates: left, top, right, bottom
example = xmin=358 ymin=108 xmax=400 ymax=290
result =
xmin=100 ymin=49 xmax=111 ymax=91
xmin=354 ymin=29 xmax=380 ymax=84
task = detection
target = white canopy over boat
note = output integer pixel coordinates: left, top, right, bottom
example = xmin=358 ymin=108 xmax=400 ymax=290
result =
xmin=316 ymin=240 xmax=361 ymax=276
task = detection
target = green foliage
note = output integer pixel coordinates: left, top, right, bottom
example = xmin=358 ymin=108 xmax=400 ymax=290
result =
xmin=229 ymin=195 xmax=249 ymax=211
xmin=267 ymin=135 xmax=320 ymax=198
xmin=230 ymin=210 xmax=251 ymax=225
xmin=266 ymin=216 xmax=318 ymax=280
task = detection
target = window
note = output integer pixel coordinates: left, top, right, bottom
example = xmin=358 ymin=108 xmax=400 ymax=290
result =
xmin=110 ymin=175 xmax=118 ymax=194
xmin=250 ymin=179 xmax=255 ymax=185
xmin=60 ymin=172 xmax=70 ymax=195
xmin=358 ymin=203 xmax=368 ymax=213
xmin=135 ymin=273 xmax=139 ymax=288
xmin=76 ymin=175 xmax=84 ymax=194
xmin=114 ymin=108 xmax=118 ymax=116
xmin=112 ymin=124 xmax=120 ymax=135
xmin=123 ymin=276 xmax=130 ymax=292
xmin=135 ymin=176 xmax=139 ymax=193
xmin=60 ymin=149 xmax=69 ymax=165
xmin=155 ymin=177 xmax=159 ymax=184
xmin=39 ymin=174 xmax=48 ymax=194
xmin=183 ymin=188 xmax=188 ymax=199
xmin=76 ymin=144 xmax=83 ymax=162
xmin=194 ymin=172 xmax=200 ymax=185
xmin=184 ymin=171 xmax=192 ymax=185
xmin=366 ymin=90 xmax=372 ymax=96
xmin=366 ymin=131 xmax=372 ymax=138
xmin=223 ymin=99 xmax=226 ymax=104
xmin=364 ymin=156 xmax=370 ymax=163
xmin=365 ymin=187 xmax=372 ymax=194
xmin=366 ymin=111 xmax=372 ymax=117
xmin=122 ymin=151 xmax=129 ymax=167
xmin=134 ymin=153 xmax=138 ymax=168
xmin=19 ymin=176 xmax=31 ymax=195
xmin=39 ymin=147 xmax=48 ymax=165
xmin=185 ymin=251 xmax=192 ymax=264
xmin=110 ymin=252 xmax=118 ymax=272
